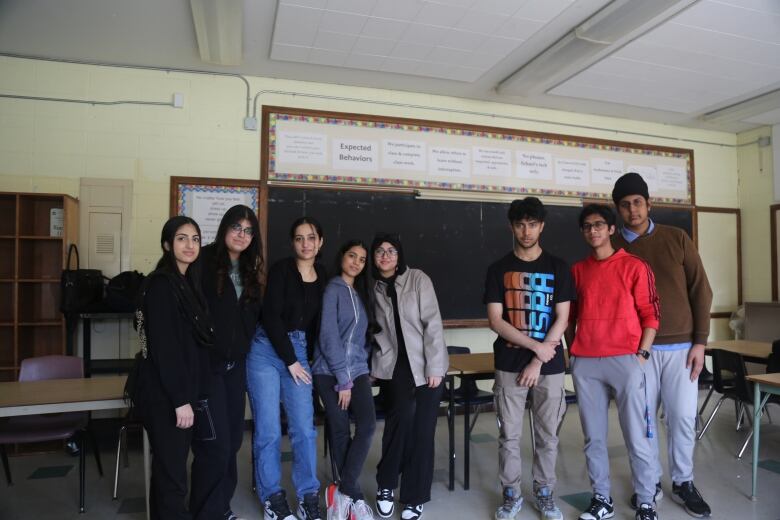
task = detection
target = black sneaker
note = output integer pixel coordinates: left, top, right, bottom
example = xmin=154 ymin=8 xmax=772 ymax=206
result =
xmin=672 ymin=481 xmax=711 ymax=518
xmin=376 ymin=488 xmax=394 ymax=518
xmin=635 ymin=503 xmax=657 ymax=520
xmin=264 ymin=491 xmax=296 ymax=520
xmin=297 ymin=492 xmax=322 ymax=520
xmin=579 ymin=493 xmax=614 ymax=520
xmin=630 ymin=482 xmax=663 ymax=509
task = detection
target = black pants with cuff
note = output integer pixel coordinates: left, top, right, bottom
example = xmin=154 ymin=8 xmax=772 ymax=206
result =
xmin=376 ymin=357 xmax=443 ymax=506
xmin=315 ymin=373 xmax=377 ymax=500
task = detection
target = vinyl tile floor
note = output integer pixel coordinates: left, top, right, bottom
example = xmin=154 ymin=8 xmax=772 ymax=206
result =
xmin=1 ymin=394 xmax=779 ymax=520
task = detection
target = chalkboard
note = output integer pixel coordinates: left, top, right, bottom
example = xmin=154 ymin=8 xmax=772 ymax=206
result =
xmin=266 ymin=186 xmax=692 ymax=322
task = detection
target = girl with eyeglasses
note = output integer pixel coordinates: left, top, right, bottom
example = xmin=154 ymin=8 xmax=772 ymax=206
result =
xmin=246 ymin=216 xmax=326 ymax=520
xmin=369 ymin=233 xmax=448 ymax=520
xmin=136 ymin=216 xmax=214 ymax=519
xmin=192 ymin=205 xmax=263 ymax=520
xmin=313 ymin=240 xmax=378 ymax=520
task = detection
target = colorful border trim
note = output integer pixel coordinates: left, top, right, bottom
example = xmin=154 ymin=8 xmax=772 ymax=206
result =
xmin=267 ymin=112 xmax=693 ymax=205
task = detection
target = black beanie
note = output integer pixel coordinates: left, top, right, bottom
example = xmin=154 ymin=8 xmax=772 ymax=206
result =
xmin=612 ymin=172 xmax=649 ymax=206
xmin=370 ymin=232 xmax=407 ymax=279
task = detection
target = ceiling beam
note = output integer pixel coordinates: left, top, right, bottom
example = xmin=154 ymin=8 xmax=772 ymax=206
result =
xmin=190 ymin=0 xmax=243 ymax=66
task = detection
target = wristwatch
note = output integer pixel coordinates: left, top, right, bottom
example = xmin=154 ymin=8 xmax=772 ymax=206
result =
xmin=636 ymin=349 xmax=650 ymax=360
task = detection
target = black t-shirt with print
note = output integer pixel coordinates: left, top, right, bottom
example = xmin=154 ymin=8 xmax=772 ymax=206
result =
xmin=484 ymin=250 xmax=575 ymax=374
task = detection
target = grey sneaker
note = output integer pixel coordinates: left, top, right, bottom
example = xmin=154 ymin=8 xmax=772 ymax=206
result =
xmin=351 ymin=499 xmax=376 ymax=520
xmin=533 ymin=486 xmax=563 ymax=520
xmin=495 ymin=487 xmax=523 ymax=520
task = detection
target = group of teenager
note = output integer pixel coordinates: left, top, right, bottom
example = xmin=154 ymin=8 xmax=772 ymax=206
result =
xmin=487 ymin=172 xmax=712 ymax=520
xmin=133 ymin=205 xmax=448 ymax=520
xmin=132 ymin=170 xmax=712 ymax=520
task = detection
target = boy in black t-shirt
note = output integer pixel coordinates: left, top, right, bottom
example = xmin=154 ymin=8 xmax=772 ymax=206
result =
xmin=484 ymin=197 xmax=575 ymax=520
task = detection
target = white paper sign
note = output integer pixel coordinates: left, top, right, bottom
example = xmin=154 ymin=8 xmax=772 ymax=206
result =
xmin=333 ymin=139 xmax=378 ymax=171
xmin=516 ymin=151 xmax=552 ymax=180
xmin=658 ymin=165 xmax=687 ymax=192
xmin=429 ymin=147 xmax=470 ymax=178
xmin=382 ymin=140 xmax=426 ymax=171
xmin=591 ymin=158 xmax=624 ymax=185
xmin=628 ymin=165 xmax=659 ymax=192
xmin=472 ymin=147 xmax=511 ymax=177
xmin=277 ymin=131 xmax=327 ymax=165
xmin=191 ymin=191 xmax=254 ymax=244
xmin=555 ymin=159 xmax=589 ymax=186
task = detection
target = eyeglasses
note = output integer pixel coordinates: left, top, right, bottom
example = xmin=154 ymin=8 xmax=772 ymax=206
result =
xmin=374 ymin=247 xmax=398 ymax=258
xmin=581 ymin=221 xmax=608 ymax=232
xmin=229 ymin=223 xmax=254 ymax=237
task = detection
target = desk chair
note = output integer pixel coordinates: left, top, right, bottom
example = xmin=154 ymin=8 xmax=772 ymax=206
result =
xmin=444 ymin=346 xmax=494 ymax=435
xmin=736 ymin=345 xmax=780 ymax=458
xmin=697 ymin=350 xmax=754 ymax=445
xmin=0 ymin=355 xmax=104 ymax=513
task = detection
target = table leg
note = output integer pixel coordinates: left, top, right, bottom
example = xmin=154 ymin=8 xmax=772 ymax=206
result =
xmin=448 ymin=374 xmax=454 ymax=491
xmin=464 ymin=376 xmax=471 ymax=491
xmin=144 ymin=428 xmax=151 ymax=520
xmin=83 ymin=318 xmax=92 ymax=378
xmin=752 ymin=383 xmax=761 ymax=500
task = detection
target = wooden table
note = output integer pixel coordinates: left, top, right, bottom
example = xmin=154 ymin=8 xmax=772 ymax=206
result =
xmin=707 ymin=340 xmax=772 ymax=363
xmin=746 ymin=372 xmax=780 ymax=499
xmin=448 ymin=353 xmax=495 ymax=490
xmin=0 ymin=376 xmax=148 ymax=517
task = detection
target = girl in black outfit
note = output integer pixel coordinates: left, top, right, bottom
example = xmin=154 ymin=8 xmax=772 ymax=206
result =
xmin=136 ymin=216 xmax=214 ymax=519
xmin=192 ymin=205 xmax=263 ymax=520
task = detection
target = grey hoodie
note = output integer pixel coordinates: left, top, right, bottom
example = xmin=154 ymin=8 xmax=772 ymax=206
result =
xmin=312 ymin=276 xmax=370 ymax=390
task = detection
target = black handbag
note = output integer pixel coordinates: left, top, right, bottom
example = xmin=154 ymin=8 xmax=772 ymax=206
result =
xmin=105 ymin=270 xmax=146 ymax=312
xmin=60 ymin=244 xmax=104 ymax=314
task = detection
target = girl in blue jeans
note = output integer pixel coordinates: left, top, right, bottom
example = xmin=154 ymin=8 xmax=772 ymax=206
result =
xmin=247 ymin=216 xmax=326 ymax=520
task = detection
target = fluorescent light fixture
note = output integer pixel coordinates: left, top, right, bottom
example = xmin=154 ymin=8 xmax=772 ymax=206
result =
xmin=416 ymin=189 xmax=582 ymax=206
xmin=190 ymin=0 xmax=243 ymax=66
xmin=497 ymin=0 xmax=696 ymax=96
xmin=700 ymin=89 xmax=780 ymax=124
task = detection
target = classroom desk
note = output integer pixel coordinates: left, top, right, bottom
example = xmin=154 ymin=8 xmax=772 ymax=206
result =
xmin=746 ymin=372 xmax=780 ymax=500
xmin=77 ymin=312 xmax=136 ymax=377
xmin=448 ymin=352 xmax=495 ymax=491
xmin=0 ymin=376 xmax=149 ymax=517
xmin=706 ymin=340 xmax=771 ymax=364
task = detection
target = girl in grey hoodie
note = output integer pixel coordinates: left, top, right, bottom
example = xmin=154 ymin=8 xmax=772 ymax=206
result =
xmin=313 ymin=240 xmax=377 ymax=520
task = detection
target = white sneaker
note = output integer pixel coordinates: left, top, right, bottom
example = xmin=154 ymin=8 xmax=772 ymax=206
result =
xmin=351 ymin=499 xmax=376 ymax=520
xmin=375 ymin=488 xmax=394 ymax=518
xmin=401 ymin=504 xmax=423 ymax=520
xmin=326 ymin=484 xmax=353 ymax=520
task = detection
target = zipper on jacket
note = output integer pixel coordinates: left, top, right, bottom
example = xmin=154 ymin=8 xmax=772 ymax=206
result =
xmin=345 ymin=285 xmax=359 ymax=382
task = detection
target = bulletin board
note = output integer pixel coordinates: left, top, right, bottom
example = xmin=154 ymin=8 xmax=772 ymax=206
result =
xmin=170 ymin=176 xmax=260 ymax=245
xmin=263 ymin=106 xmax=695 ymax=205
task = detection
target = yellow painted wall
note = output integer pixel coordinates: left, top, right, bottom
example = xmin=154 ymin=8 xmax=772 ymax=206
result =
xmin=0 ymin=56 xmax=755 ymax=348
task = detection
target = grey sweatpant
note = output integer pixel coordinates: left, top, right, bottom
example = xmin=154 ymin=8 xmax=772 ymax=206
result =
xmin=571 ymin=355 xmax=656 ymax=504
xmin=647 ymin=348 xmax=698 ymax=484
xmin=494 ymin=370 xmax=566 ymax=494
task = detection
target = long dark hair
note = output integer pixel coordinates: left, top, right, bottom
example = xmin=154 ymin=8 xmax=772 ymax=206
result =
xmin=156 ymin=216 xmax=202 ymax=275
xmin=213 ymin=204 xmax=264 ymax=301
xmin=289 ymin=216 xmax=324 ymax=259
xmin=335 ymin=239 xmax=381 ymax=340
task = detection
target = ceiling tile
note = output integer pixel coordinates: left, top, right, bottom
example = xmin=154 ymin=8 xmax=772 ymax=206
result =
xmin=313 ymin=31 xmax=357 ymax=52
xmin=390 ymin=41 xmax=434 ymax=60
xmin=445 ymin=65 xmax=484 ymax=82
xmin=551 ymin=79 xmax=698 ymax=113
xmin=344 ymin=52 xmax=385 ymax=70
xmin=362 ymin=17 xmax=409 ymax=40
xmin=380 ymin=57 xmax=422 ymax=74
xmin=478 ymin=35 xmax=524 ymax=55
xmin=413 ymin=61 xmax=452 ymax=77
xmin=426 ymin=0 xmax=478 ymax=8
xmin=326 ymin=0 xmax=377 ymax=15
xmin=457 ymin=51 xmax=503 ymax=69
xmin=427 ymin=46 xmax=469 ymax=65
xmin=743 ymin=106 xmax=780 ymax=125
xmin=270 ymin=43 xmax=311 ymax=63
xmin=273 ymin=4 xmax=322 ymax=47
xmin=308 ymin=47 xmax=348 ymax=67
xmin=318 ymin=11 xmax=367 ymax=35
xmin=403 ymin=23 xmax=449 ymax=46
xmin=456 ymin=10 xmax=509 ymax=34
xmin=477 ymin=0 xmax=524 ymax=17
xmin=353 ymin=35 xmax=396 ymax=55
xmin=516 ymin=0 xmax=575 ymax=22
xmin=719 ymin=0 xmax=780 ymax=16
xmin=671 ymin=0 xmax=780 ymax=44
xmin=371 ymin=0 xmax=423 ymax=21
xmin=280 ymin=0 xmax=327 ymax=8
xmin=415 ymin=3 xmax=469 ymax=26
xmin=439 ymin=29 xmax=487 ymax=51
xmin=494 ymin=14 xmax=545 ymax=39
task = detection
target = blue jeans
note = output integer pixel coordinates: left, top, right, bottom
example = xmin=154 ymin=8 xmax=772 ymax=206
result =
xmin=246 ymin=327 xmax=319 ymax=501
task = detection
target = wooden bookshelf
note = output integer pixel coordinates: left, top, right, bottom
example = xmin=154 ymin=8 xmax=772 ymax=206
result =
xmin=0 ymin=193 xmax=78 ymax=380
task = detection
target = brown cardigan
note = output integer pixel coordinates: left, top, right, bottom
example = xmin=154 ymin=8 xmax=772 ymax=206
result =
xmin=613 ymin=223 xmax=713 ymax=345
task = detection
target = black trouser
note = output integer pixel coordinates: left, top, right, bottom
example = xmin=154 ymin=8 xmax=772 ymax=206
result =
xmin=376 ymin=357 xmax=443 ymax=506
xmin=315 ymin=373 xmax=377 ymax=500
xmin=143 ymin=399 xmax=193 ymax=520
xmin=190 ymin=359 xmax=247 ymax=519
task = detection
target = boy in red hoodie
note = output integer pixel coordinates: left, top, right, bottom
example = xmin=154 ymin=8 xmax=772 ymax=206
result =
xmin=567 ymin=204 xmax=660 ymax=520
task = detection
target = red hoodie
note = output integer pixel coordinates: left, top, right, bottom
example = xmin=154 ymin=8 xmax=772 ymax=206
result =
xmin=570 ymin=248 xmax=660 ymax=357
